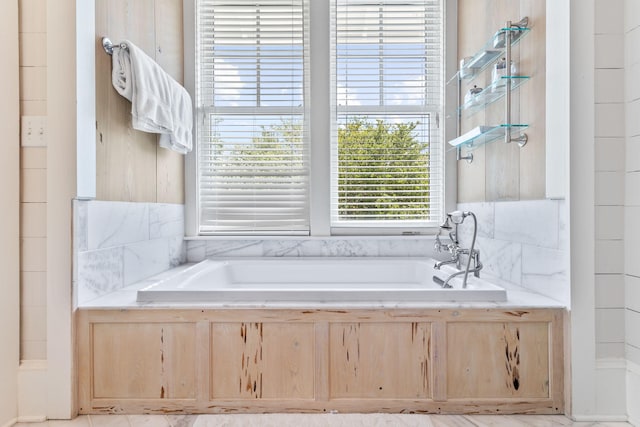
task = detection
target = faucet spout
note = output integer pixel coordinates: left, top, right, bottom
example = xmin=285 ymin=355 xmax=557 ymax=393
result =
xmin=432 ymin=210 xmax=482 ymax=289
xmin=434 ymin=258 xmax=457 ymax=270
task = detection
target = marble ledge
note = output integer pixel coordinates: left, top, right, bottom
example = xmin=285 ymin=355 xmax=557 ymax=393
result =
xmin=80 ymin=264 xmax=566 ymax=310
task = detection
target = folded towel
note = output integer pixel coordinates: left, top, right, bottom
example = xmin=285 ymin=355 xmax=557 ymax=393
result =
xmin=111 ymin=40 xmax=193 ymax=154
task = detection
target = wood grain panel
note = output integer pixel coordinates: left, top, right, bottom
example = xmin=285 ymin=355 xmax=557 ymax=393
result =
xmin=456 ymin=0 xmax=546 ymax=202
xmin=78 ymin=308 xmax=564 ymax=414
xmin=518 ymin=0 xmax=546 ymax=199
xmin=446 ymin=322 xmax=550 ymax=399
xmin=329 ymin=322 xmax=431 ymax=399
xmin=154 ymin=0 xmax=185 ymax=204
xmin=92 ymin=322 xmax=196 ymax=399
xmin=210 ymin=322 xmax=315 ymax=399
xmin=95 ymin=0 xmax=185 ymax=203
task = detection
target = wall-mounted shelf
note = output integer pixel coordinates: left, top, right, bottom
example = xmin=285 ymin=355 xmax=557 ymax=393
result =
xmin=448 ymin=124 xmax=529 ymax=151
xmin=449 ymin=17 xmax=530 ymax=164
xmin=446 ymin=24 xmax=530 ymax=85
xmin=458 ymin=76 xmax=530 ymax=115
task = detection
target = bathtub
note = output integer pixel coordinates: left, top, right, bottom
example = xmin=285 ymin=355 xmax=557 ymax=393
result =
xmin=136 ymin=257 xmax=506 ymax=303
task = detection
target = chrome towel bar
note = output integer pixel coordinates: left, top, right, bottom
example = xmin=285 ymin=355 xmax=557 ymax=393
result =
xmin=101 ymin=37 xmax=127 ymax=56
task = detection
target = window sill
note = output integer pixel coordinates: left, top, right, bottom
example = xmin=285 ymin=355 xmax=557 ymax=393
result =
xmin=183 ymin=234 xmax=437 ymax=241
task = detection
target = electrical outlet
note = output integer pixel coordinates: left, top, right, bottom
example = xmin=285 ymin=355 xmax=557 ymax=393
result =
xmin=21 ymin=116 xmax=47 ymax=147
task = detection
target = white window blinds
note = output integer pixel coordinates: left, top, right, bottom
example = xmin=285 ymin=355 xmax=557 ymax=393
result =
xmin=331 ymin=0 xmax=443 ymax=229
xmin=195 ymin=0 xmax=310 ymax=235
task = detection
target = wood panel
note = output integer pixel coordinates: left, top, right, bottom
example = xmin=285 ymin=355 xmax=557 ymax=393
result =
xmin=457 ymin=0 xmax=546 ymax=202
xmin=95 ymin=0 xmax=185 ymax=203
xmin=92 ymin=322 xmax=196 ymax=399
xmin=446 ymin=322 xmax=550 ymax=399
xmin=518 ymin=0 xmax=547 ymax=199
xmin=329 ymin=322 xmax=431 ymax=399
xmin=77 ymin=308 xmax=564 ymax=414
xmin=210 ymin=322 xmax=315 ymax=399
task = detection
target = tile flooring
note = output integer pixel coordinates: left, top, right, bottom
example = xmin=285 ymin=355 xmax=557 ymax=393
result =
xmin=13 ymin=415 xmax=632 ymax=427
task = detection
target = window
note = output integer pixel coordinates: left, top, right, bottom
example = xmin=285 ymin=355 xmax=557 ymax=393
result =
xmin=189 ymin=0 xmax=445 ymax=236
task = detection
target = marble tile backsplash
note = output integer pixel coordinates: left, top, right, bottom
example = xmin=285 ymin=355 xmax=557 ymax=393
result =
xmin=186 ymin=238 xmax=440 ymax=262
xmin=72 ymin=200 xmax=566 ymax=306
xmin=457 ymin=200 xmax=569 ymax=305
xmin=73 ymin=200 xmax=186 ymax=306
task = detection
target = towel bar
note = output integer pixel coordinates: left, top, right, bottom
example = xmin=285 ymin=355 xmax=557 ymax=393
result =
xmin=102 ymin=37 xmax=127 ymax=56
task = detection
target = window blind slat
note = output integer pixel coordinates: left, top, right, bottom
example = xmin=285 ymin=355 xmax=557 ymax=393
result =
xmin=330 ymin=0 xmax=443 ymax=227
xmin=196 ymin=0 xmax=310 ymax=235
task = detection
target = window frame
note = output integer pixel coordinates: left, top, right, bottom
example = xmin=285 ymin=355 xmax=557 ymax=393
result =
xmin=184 ymin=0 xmax=458 ymax=238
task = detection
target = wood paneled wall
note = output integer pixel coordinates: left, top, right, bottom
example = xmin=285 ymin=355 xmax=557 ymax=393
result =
xmin=457 ymin=0 xmax=546 ymax=202
xmin=95 ymin=0 xmax=184 ymax=203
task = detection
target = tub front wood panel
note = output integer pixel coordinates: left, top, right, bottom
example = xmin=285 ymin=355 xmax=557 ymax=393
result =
xmin=77 ymin=308 xmax=564 ymax=414
xmin=446 ymin=322 xmax=549 ymax=399
xmin=92 ymin=322 xmax=196 ymax=399
xmin=210 ymin=322 xmax=315 ymax=399
xmin=329 ymin=322 xmax=431 ymax=399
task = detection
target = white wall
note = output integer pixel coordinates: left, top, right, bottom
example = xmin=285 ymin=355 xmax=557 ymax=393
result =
xmin=624 ymin=0 xmax=640 ymax=423
xmin=45 ymin=0 xmax=77 ymax=418
xmin=0 ymin=0 xmax=21 ymax=425
xmin=591 ymin=0 xmax=628 ymax=419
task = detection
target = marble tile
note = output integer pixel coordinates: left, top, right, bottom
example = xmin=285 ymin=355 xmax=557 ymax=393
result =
xmin=150 ymin=203 xmax=185 ymax=239
xmin=430 ymin=415 xmax=475 ymax=427
xmin=127 ymin=415 xmax=171 ymax=427
xmin=521 ymin=244 xmax=569 ymax=305
xmin=89 ymin=415 xmax=131 ymax=427
xmin=378 ymin=238 xmax=435 ymax=257
xmin=77 ymin=247 xmax=124 ymax=305
xmin=187 ymin=240 xmax=206 ymax=262
xmin=558 ymin=199 xmax=569 ymax=252
xmin=205 ymin=240 xmax=264 ymax=257
xmin=494 ymin=200 xmax=559 ymax=249
xmin=47 ymin=416 xmax=91 ymax=427
xmin=169 ymin=237 xmax=187 ymax=267
xmin=475 ymin=237 xmax=522 ymax=285
xmin=456 ymin=202 xmax=495 ymax=239
xmin=123 ymin=239 xmax=171 ymax=286
xmin=318 ymin=239 xmax=379 ymax=257
xmin=73 ymin=200 xmax=88 ymax=253
xmin=87 ymin=201 xmax=149 ymax=250
xmin=12 ymin=415 xmax=635 ymax=427
xmin=262 ymin=239 xmax=322 ymax=256
xmin=165 ymin=415 xmax=198 ymax=427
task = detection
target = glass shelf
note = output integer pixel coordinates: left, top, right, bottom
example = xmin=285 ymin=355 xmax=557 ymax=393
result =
xmin=447 ymin=124 xmax=529 ymax=152
xmin=446 ymin=26 xmax=530 ymax=85
xmin=459 ymin=76 xmax=530 ymax=114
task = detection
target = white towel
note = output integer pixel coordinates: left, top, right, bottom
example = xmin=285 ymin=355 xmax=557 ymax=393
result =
xmin=111 ymin=40 xmax=193 ymax=154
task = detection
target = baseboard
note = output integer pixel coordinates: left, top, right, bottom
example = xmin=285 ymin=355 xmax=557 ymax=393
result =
xmin=18 ymin=360 xmax=47 ymax=422
xmin=16 ymin=416 xmax=47 ymax=423
xmin=1 ymin=418 xmax=18 ymax=427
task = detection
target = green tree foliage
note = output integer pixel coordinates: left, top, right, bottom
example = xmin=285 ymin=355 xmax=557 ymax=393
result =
xmin=228 ymin=117 xmax=430 ymax=221
xmin=338 ymin=118 xmax=430 ymax=221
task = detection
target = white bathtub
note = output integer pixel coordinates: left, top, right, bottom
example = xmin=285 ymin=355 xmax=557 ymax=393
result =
xmin=136 ymin=257 xmax=506 ymax=303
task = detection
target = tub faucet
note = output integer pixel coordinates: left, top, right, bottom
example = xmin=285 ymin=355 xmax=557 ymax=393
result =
xmin=434 ymin=210 xmax=482 ymax=288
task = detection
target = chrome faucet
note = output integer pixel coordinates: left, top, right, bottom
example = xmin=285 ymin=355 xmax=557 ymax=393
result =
xmin=433 ymin=210 xmax=482 ymax=288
